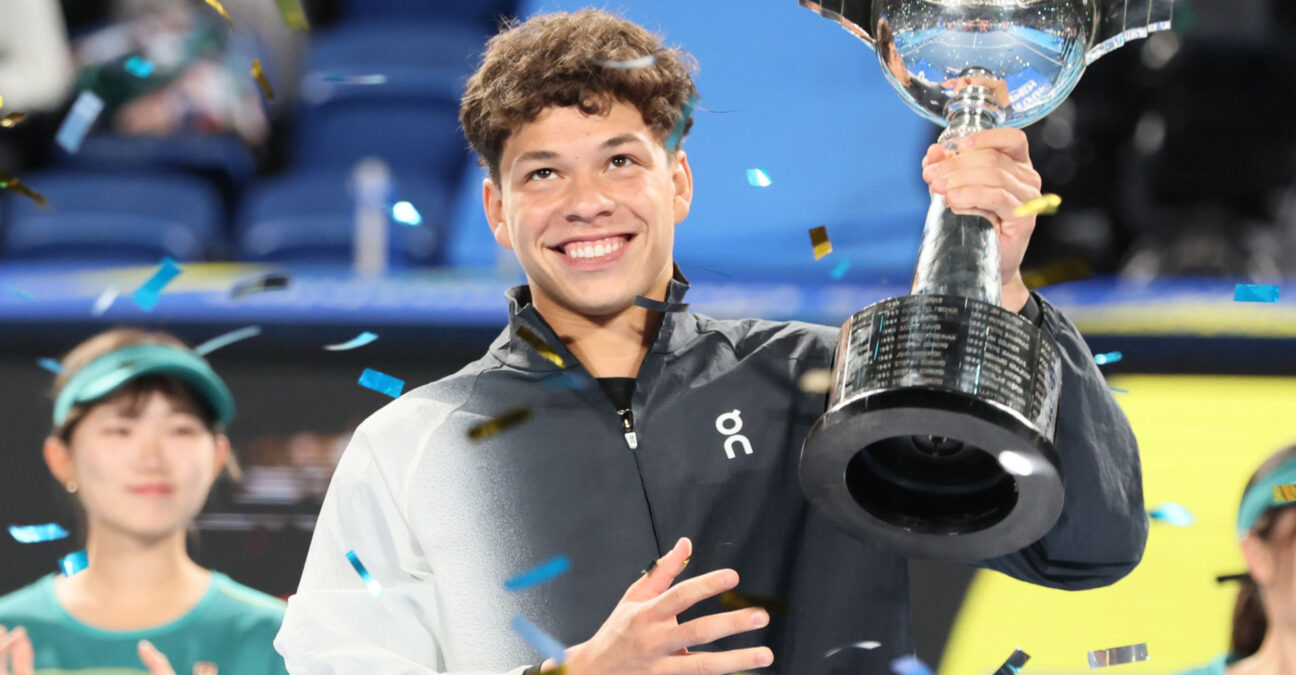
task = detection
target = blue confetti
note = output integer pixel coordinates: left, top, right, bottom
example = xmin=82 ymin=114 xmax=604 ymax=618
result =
xmin=37 ymin=358 xmax=64 ymax=374
xmin=124 ymin=56 xmax=155 ymax=78
xmin=325 ymin=331 xmax=380 ymax=351
xmin=1094 ymin=351 xmax=1123 ymax=365
xmin=831 ymin=259 xmax=851 ymax=280
xmin=391 ymin=201 xmax=423 ymax=226
xmin=505 ymin=555 xmax=571 ymax=592
xmin=132 ymin=257 xmax=183 ymax=311
xmin=891 ymin=655 xmax=934 ymax=675
xmin=359 ymin=368 xmax=404 ymax=398
xmin=55 ymin=91 xmax=105 ymax=154
xmin=9 ymin=523 xmax=69 ymax=544
xmin=345 ymin=550 xmax=384 ymax=597
xmin=193 ymin=325 xmax=261 ymax=356
xmin=5 ymin=284 xmax=36 ymax=301
xmin=511 ymin=615 xmax=567 ymax=664
xmin=1234 ymin=284 xmax=1280 ymax=303
xmin=1109 ymin=387 xmax=1129 ymax=394
xmin=59 ymin=550 xmax=89 ymax=576
xmin=666 ymin=93 xmax=698 ymax=151
xmin=1149 ymin=502 xmax=1195 ymax=527
xmin=745 ymin=168 xmax=772 ymax=188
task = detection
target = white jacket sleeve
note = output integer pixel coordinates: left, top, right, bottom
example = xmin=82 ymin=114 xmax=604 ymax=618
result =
xmin=273 ymin=415 xmax=532 ymax=675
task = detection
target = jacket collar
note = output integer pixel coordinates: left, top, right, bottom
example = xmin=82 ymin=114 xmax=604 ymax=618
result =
xmin=492 ymin=265 xmax=695 ymax=372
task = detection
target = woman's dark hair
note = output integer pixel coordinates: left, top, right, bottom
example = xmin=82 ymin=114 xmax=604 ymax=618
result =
xmin=1233 ymin=444 xmax=1296 ymax=657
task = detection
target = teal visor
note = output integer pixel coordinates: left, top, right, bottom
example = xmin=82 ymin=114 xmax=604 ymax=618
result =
xmin=1237 ymin=457 xmax=1296 ymax=537
xmin=52 ymin=344 xmax=235 ymax=428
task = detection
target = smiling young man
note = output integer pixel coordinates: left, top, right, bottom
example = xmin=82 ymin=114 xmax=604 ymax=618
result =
xmin=275 ymin=9 xmax=1147 ymax=675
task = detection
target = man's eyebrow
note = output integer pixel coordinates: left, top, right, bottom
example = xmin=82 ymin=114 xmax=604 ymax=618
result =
xmin=515 ymin=150 xmax=559 ymax=164
xmin=600 ymin=134 xmax=644 ymax=149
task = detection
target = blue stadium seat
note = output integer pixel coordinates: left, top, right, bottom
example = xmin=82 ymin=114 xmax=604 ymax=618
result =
xmin=235 ymin=169 xmax=446 ymax=265
xmin=58 ymin=133 xmax=257 ymax=192
xmin=1 ymin=171 xmax=224 ymax=263
xmin=294 ymin=96 xmax=466 ymax=181
xmin=340 ymin=0 xmax=517 ymax=27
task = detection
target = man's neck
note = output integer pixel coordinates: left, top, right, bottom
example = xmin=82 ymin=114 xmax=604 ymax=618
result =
xmin=531 ymin=271 xmax=673 ymax=379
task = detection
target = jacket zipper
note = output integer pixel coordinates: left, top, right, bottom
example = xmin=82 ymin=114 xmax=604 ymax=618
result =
xmin=617 ymin=407 xmax=638 ymax=449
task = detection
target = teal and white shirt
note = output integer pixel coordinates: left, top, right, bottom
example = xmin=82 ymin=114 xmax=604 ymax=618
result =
xmin=0 ymin=571 xmax=287 ymax=674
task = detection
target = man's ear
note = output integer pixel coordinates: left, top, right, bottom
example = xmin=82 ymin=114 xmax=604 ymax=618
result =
xmin=43 ymin=436 xmax=74 ymax=486
xmin=671 ymin=151 xmax=694 ymax=226
xmin=482 ymin=177 xmax=513 ymax=250
xmin=1241 ymin=531 xmax=1276 ymax=586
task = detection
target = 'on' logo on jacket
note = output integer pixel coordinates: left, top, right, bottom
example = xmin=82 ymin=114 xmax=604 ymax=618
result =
xmin=715 ymin=410 xmax=754 ymax=459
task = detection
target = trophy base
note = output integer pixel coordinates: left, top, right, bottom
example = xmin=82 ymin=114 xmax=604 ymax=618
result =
xmin=799 ymin=294 xmax=1065 ymax=561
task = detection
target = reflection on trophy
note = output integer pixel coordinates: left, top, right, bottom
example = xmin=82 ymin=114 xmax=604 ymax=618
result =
xmin=797 ymin=0 xmax=1173 ymax=560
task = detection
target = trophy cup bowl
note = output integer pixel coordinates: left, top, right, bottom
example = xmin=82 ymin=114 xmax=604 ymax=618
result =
xmin=798 ymin=0 xmax=1171 ymax=560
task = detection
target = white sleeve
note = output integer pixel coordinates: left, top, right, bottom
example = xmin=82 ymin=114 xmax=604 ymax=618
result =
xmin=273 ymin=416 xmax=532 ymax=675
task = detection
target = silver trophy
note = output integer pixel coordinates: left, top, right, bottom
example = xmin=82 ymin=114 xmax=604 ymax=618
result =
xmin=798 ymin=0 xmax=1172 ymax=560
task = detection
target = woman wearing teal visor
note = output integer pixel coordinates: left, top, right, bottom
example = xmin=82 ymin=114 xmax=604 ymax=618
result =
xmin=0 ymin=329 xmax=287 ymax=674
xmin=1179 ymin=445 xmax=1296 ymax=675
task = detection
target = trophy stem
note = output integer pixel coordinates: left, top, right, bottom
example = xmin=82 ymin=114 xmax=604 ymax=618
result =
xmin=909 ymin=69 xmax=1007 ymax=306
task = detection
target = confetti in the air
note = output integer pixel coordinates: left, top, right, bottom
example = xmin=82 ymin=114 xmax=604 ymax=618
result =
xmin=831 ymin=259 xmax=851 ymax=280
xmin=516 ymin=326 xmax=565 ymax=368
xmin=4 ymin=284 xmax=35 ymax=301
xmin=1013 ymin=193 xmax=1062 ymax=218
xmin=391 ymin=201 xmax=422 ymax=226
xmin=193 ymin=325 xmax=262 ymax=356
xmin=273 ymin=0 xmax=310 ymax=30
xmin=251 ymin=59 xmax=275 ymax=101
xmin=1094 ymin=351 xmax=1122 ymax=365
xmin=132 ymin=257 xmax=183 ymax=311
xmin=55 ymin=91 xmax=105 ymax=154
xmin=511 ymin=615 xmax=568 ymax=665
xmin=1234 ymin=284 xmax=1280 ymax=303
xmin=231 ymin=272 xmax=291 ymax=299
xmin=596 ymin=55 xmax=657 ymax=69
xmin=1148 ymin=502 xmax=1195 ymax=527
xmin=0 ymin=169 xmax=48 ymax=205
xmin=468 ymin=407 xmax=532 ymax=442
xmin=798 ymin=368 xmax=833 ymax=394
xmin=325 ymin=332 xmax=379 ymax=351
xmin=358 ymin=368 xmax=404 ymax=398
xmin=92 ymin=287 xmax=119 ymax=315
xmin=59 ymin=550 xmax=89 ymax=576
xmin=1274 ymin=483 xmax=1296 ymax=504
xmin=633 ymin=295 xmax=689 ymax=313
xmin=891 ymin=655 xmax=934 ymax=675
xmin=666 ymin=93 xmax=698 ymax=151
xmin=1109 ymin=386 xmax=1129 ymax=395
xmin=9 ymin=523 xmax=69 ymax=544
xmin=0 ymin=112 xmax=26 ymax=128
xmin=745 ymin=169 xmax=772 ymax=188
xmin=720 ymin=590 xmax=787 ymax=616
xmin=320 ymin=73 xmax=387 ymax=85
xmin=993 ymin=647 xmax=1031 ymax=675
xmin=204 ymin=0 xmax=233 ymax=25
xmin=825 ymin=641 xmax=882 ymax=658
xmin=1087 ymin=643 xmax=1149 ymax=669
xmin=809 ymin=226 xmax=833 ymax=260
xmin=345 ymin=550 xmax=383 ymax=596
xmin=1022 ymin=258 xmax=1092 ymax=289
xmin=37 ymin=358 xmax=64 ymax=374
xmin=124 ymin=56 xmax=155 ymax=78
xmin=504 ymin=555 xmax=571 ymax=592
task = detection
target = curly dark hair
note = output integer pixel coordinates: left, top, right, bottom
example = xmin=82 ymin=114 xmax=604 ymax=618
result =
xmin=459 ymin=9 xmax=699 ymax=184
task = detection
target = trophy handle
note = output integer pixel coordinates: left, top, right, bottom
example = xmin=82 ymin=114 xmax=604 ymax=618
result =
xmin=910 ymin=69 xmax=1008 ymax=307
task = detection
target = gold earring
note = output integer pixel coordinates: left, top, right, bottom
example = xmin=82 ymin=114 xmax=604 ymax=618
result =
xmin=65 ymin=481 xmax=78 ymax=494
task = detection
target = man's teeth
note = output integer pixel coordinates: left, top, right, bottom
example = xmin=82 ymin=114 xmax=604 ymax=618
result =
xmin=564 ymin=236 xmax=627 ymax=259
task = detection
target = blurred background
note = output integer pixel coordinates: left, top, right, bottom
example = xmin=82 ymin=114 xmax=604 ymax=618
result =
xmin=1 ymin=0 xmax=1294 ymax=672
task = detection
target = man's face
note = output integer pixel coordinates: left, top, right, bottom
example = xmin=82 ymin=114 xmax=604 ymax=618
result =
xmin=484 ymin=102 xmax=693 ymax=318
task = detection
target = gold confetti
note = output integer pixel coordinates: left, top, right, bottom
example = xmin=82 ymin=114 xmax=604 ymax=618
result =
xmin=809 ymin=226 xmax=832 ymax=260
xmin=1021 ymin=257 xmax=1092 ymax=290
xmin=516 ymin=326 xmax=565 ymax=367
xmin=720 ymin=590 xmax=788 ymax=616
xmin=251 ymin=59 xmax=275 ymax=101
xmin=798 ymin=368 xmax=833 ymax=394
xmin=273 ymin=0 xmax=310 ymax=31
xmin=1 ymin=112 xmax=26 ymax=128
xmin=1013 ymin=193 xmax=1062 ymax=218
xmin=468 ymin=407 xmax=532 ymax=441
xmin=1274 ymin=484 xmax=1296 ymax=503
xmin=0 ymin=170 xmax=48 ymax=206
xmin=204 ymin=0 xmax=233 ymax=25
xmin=682 ymin=556 xmax=690 ymax=568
